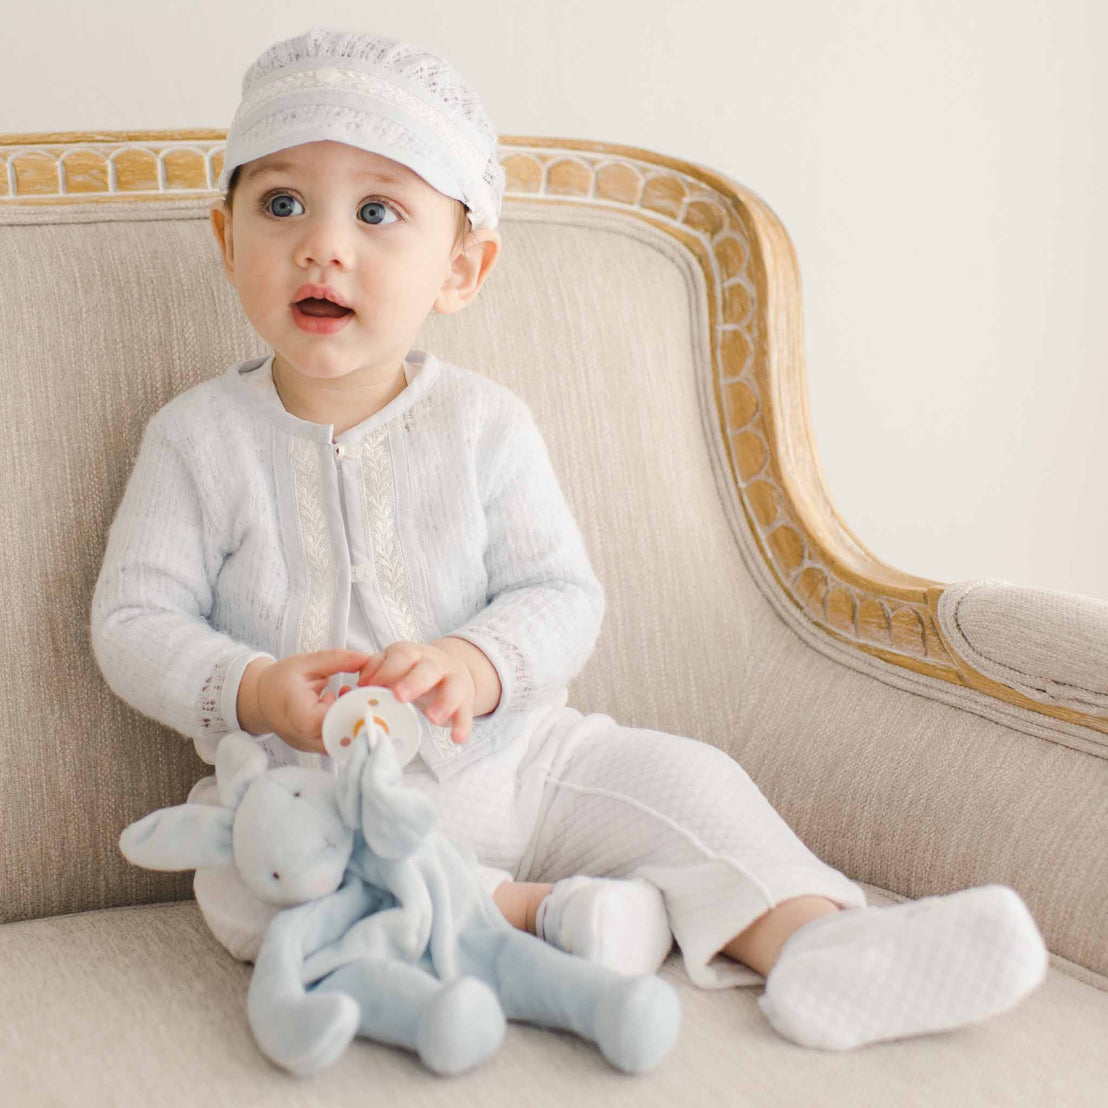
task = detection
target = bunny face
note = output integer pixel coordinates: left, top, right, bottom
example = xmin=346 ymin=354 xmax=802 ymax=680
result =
xmin=233 ymin=766 xmax=354 ymax=906
xmin=119 ymin=692 xmax=426 ymax=909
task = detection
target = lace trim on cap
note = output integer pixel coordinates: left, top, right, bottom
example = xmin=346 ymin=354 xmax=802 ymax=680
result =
xmin=358 ymin=428 xmax=462 ymax=763
xmin=232 ymin=66 xmax=490 ymax=171
xmin=242 ymin=31 xmax=497 ymax=148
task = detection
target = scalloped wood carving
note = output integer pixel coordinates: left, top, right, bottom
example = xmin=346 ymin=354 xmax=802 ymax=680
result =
xmin=3 ymin=128 xmax=1103 ymax=738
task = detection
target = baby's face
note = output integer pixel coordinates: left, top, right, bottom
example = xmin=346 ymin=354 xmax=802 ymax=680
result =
xmin=210 ymin=140 xmax=493 ymax=386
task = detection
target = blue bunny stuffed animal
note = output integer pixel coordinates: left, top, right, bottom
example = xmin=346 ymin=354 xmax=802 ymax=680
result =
xmin=119 ymin=688 xmax=681 ymax=1077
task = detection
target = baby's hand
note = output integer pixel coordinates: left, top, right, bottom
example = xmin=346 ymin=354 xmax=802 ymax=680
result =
xmin=354 ymin=640 xmax=475 ymax=744
xmin=252 ymin=649 xmax=378 ymax=754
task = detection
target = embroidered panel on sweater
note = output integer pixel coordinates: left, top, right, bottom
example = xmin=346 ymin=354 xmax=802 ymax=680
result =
xmin=356 ymin=426 xmax=462 ymax=764
xmin=359 ymin=429 xmax=419 ymax=641
xmin=288 ymin=435 xmax=337 ymax=653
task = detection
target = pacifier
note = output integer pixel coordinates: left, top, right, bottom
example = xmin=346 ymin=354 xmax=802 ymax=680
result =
xmin=321 ymin=685 xmax=422 ymax=768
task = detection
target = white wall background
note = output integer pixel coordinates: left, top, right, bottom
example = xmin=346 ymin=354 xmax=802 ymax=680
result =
xmin=5 ymin=0 xmax=1105 ymax=597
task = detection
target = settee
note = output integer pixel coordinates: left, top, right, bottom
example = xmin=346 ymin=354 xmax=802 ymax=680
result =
xmin=1 ymin=130 xmax=1106 ymax=1105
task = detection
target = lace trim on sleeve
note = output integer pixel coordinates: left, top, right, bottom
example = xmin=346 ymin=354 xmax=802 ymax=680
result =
xmin=480 ymin=625 xmax=533 ymax=708
xmin=198 ymin=653 xmax=234 ymax=738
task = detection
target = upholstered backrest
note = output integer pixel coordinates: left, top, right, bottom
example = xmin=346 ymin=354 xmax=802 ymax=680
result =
xmin=2 ymin=135 xmax=1106 ymax=990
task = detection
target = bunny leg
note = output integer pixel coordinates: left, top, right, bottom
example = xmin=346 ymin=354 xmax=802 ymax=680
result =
xmin=247 ymin=881 xmax=376 ymax=1076
xmin=313 ymin=959 xmax=505 ymax=1076
xmin=460 ymin=927 xmax=680 ymax=1074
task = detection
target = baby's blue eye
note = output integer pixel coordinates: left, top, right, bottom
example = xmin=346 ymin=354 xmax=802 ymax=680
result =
xmin=359 ymin=200 xmax=399 ymax=226
xmin=265 ymin=193 xmax=303 ymax=218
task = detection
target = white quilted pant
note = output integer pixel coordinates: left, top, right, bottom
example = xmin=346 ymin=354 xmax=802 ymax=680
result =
xmin=192 ymin=705 xmax=868 ymax=987
xmin=501 ymin=707 xmax=869 ymax=987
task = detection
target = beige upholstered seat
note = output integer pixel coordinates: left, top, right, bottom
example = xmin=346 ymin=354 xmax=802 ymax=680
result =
xmin=1 ymin=131 xmax=1105 ymax=1104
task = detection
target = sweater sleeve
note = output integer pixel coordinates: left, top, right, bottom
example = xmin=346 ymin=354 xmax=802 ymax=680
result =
xmin=446 ymin=396 xmax=605 ymax=721
xmin=89 ymin=413 xmax=274 ymax=758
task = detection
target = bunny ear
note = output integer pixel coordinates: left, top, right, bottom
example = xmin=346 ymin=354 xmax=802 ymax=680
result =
xmin=335 ymin=731 xmax=370 ymax=830
xmin=216 ymin=732 xmax=270 ymax=809
xmin=360 ymin=733 xmax=437 ymax=860
xmin=119 ymin=805 xmax=235 ymax=870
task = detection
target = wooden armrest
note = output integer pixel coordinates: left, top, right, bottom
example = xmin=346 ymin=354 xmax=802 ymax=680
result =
xmin=927 ymin=580 xmax=1108 ymax=732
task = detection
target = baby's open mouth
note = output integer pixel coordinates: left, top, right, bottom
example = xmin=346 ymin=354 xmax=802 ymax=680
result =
xmin=295 ymin=297 xmax=354 ymax=318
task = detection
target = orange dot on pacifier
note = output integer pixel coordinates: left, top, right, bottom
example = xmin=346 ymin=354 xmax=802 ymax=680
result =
xmin=369 ymin=698 xmax=378 ymax=706
xmin=340 ymin=736 xmax=351 ymax=747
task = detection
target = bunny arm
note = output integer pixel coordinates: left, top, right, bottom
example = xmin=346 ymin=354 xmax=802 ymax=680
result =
xmin=334 ymin=730 xmax=369 ymax=830
xmin=358 ymin=730 xmax=438 ymax=860
xmin=422 ymin=846 xmax=459 ymax=981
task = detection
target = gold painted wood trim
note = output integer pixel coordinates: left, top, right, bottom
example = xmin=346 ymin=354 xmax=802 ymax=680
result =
xmin=3 ymin=128 xmax=1102 ymax=739
xmin=0 ymin=130 xmax=226 ymax=200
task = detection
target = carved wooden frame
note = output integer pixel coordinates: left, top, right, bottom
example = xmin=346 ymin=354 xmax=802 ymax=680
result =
xmin=3 ymin=128 xmax=1099 ymax=737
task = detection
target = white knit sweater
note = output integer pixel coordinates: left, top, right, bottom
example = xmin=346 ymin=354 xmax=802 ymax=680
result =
xmin=90 ymin=349 xmax=605 ymax=780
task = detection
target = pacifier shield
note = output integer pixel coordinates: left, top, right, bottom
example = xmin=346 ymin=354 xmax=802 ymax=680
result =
xmin=321 ymin=685 xmax=422 ymax=767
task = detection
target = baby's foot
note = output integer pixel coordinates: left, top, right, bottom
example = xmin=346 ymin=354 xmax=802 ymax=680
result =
xmin=536 ymin=875 xmax=673 ymax=975
xmin=757 ymin=884 xmax=1048 ymax=1050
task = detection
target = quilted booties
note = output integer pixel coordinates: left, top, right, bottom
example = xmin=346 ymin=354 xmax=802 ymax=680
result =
xmin=757 ymin=884 xmax=1049 ymax=1050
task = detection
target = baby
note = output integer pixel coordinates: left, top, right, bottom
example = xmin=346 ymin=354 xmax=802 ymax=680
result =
xmin=91 ymin=25 xmax=1049 ymax=1052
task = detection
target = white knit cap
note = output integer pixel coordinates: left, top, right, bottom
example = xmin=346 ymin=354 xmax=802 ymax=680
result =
xmin=216 ymin=26 xmax=505 ymax=231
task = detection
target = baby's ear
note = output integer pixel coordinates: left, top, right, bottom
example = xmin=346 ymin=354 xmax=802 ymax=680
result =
xmin=119 ymin=805 xmax=234 ymax=870
xmin=216 ymin=732 xmax=270 ymax=809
